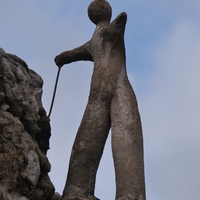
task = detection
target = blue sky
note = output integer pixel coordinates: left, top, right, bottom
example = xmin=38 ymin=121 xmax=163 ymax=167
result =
xmin=1 ymin=1 xmax=200 ymax=199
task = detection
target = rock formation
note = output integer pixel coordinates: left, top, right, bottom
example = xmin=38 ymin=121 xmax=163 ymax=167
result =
xmin=0 ymin=48 xmax=57 ymax=200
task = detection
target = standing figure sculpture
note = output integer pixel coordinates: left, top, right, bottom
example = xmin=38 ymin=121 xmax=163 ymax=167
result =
xmin=55 ymin=0 xmax=146 ymax=199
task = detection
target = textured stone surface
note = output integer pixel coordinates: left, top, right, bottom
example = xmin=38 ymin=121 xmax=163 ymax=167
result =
xmin=55 ymin=0 xmax=146 ymax=199
xmin=0 ymin=48 xmax=55 ymax=200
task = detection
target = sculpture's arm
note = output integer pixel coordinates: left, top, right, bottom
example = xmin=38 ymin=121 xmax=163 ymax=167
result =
xmin=54 ymin=41 xmax=93 ymax=67
xmin=109 ymin=12 xmax=127 ymax=36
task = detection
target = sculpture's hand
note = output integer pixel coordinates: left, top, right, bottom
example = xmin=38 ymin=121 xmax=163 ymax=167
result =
xmin=54 ymin=54 xmax=65 ymax=68
xmin=54 ymin=51 xmax=74 ymax=67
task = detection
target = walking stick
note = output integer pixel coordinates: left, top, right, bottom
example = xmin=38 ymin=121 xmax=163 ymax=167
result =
xmin=48 ymin=67 xmax=61 ymax=118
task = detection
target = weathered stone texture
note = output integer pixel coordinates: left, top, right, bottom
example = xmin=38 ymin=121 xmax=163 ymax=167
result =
xmin=55 ymin=1 xmax=146 ymax=199
xmin=0 ymin=48 xmax=55 ymax=200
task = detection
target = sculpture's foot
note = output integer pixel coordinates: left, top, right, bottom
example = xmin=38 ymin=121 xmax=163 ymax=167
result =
xmin=116 ymin=197 xmax=129 ymax=200
xmin=52 ymin=192 xmax=62 ymax=200
xmin=61 ymin=194 xmax=99 ymax=200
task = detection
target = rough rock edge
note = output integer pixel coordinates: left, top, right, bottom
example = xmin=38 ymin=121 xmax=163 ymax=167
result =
xmin=0 ymin=48 xmax=61 ymax=200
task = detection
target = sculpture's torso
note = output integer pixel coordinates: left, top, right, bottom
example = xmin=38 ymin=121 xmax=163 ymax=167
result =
xmin=89 ymin=19 xmax=131 ymax=103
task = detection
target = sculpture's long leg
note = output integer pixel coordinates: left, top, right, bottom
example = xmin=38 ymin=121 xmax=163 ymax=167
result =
xmin=110 ymin=84 xmax=146 ymax=200
xmin=62 ymin=100 xmax=111 ymax=200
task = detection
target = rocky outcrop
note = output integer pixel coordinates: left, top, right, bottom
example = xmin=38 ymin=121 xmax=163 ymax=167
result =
xmin=0 ymin=48 xmax=56 ymax=200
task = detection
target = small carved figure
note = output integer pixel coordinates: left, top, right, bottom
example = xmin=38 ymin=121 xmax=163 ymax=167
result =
xmin=55 ymin=0 xmax=146 ymax=199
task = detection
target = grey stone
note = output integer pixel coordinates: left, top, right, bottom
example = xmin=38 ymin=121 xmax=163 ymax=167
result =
xmin=20 ymin=150 xmax=40 ymax=187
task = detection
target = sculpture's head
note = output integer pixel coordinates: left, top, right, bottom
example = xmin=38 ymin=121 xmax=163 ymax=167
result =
xmin=88 ymin=0 xmax=112 ymax=25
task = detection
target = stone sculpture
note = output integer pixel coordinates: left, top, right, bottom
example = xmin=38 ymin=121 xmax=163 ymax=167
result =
xmin=55 ymin=0 xmax=146 ymax=199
